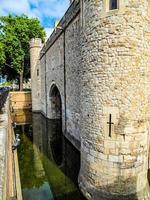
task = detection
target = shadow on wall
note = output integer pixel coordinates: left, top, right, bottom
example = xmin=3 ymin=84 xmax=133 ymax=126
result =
xmin=79 ymin=173 xmax=150 ymax=200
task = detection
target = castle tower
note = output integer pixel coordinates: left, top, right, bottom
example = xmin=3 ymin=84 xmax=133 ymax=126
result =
xmin=79 ymin=0 xmax=150 ymax=199
xmin=29 ymin=38 xmax=42 ymax=111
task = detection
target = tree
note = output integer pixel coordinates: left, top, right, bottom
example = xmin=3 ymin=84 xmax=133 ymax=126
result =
xmin=0 ymin=15 xmax=45 ymax=90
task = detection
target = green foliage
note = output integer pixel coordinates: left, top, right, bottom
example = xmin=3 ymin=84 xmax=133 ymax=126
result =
xmin=0 ymin=15 xmax=45 ymax=82
xmin=2 ymin=81 xmax=12 ymax=86
xmin=0 ymin=41 xmax=5 ymax=65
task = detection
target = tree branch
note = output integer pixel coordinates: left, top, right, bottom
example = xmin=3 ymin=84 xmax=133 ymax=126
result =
xmin=5 ymin=63 xmax=13 ymax=68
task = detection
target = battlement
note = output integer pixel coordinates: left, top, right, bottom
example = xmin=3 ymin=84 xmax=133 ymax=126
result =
xmin=29 ymin=38 xmax=42 ymax=48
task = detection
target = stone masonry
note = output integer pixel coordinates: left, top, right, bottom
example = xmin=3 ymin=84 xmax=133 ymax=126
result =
xmin=30 ymin=0 xmax=150 ymax=199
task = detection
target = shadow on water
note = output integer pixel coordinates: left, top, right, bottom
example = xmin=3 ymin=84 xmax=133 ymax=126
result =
xmin=17 ymin=113 xmax=86 ymax=200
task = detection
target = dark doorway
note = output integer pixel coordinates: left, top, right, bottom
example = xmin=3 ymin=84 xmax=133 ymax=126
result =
xmin=49 ymin=85 xmax=63 ymax=165
xmin=50 ymin=85 xmax=62 ymax=119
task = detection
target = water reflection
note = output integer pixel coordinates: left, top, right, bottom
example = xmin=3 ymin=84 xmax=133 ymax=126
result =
xmin=17 ymin=113 xmax=85 ymax=200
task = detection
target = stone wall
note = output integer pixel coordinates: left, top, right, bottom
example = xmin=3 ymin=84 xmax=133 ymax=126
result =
xmin=43 ymin=34 xmax=65 ymax=130
xmin=38 ymin=1 xmax=81 ymax=149
xmin=30 ymin=38 xmax=42 ymax=111
xmin=65 ymin=15 xmax=81 ymax=148
xmin=40 ymin=55 xmax=46 ymax=115
xmin=79 ymin=0 xmax=150 ymax=199
xmin=30 ymin=0 xmax=150 ymax=199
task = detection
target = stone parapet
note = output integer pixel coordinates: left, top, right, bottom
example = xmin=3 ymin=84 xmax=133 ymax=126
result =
xmin=30 ymin=38 xmax=42 ymax=49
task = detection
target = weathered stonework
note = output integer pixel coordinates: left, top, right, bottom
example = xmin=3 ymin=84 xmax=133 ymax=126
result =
xmin=30 ymin=0 xmax=150 ymax=199
xmin=30 ymin=38 xmax=43 ymax=111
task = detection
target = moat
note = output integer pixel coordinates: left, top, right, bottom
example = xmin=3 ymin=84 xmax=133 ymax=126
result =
xmin=16 ymin=113 xmax=85 ymax=200
xmin=15 ymin=111 xmax=150 ymax=200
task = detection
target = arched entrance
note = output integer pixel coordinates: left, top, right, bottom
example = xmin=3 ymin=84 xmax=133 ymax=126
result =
xmin=49 ymin=85 xmax=63 ymax=165
xmin=50 ymin=85 xmax=62 ymax=119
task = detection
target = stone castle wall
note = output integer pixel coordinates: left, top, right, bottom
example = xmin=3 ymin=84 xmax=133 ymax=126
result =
xmin=65 ymin=15 xmax=81 ymax=147
xmin=79 ymin=0 xmax=150 ymax=199
xmin=30 ymin=38 xmax=42 ymax=111
xmin=34 ymin=0 xmax=81 ymax=149
xmin=44 ymin=34 xmax=64 ymax=119
xmin=40 ymin=55 xmax=46 ymax=114
xmin=30 ymin=0 xmax=150 ymax=199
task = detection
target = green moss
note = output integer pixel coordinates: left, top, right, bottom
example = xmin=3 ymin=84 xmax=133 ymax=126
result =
xmin=18 ymin=131 xmax=84 ymax=200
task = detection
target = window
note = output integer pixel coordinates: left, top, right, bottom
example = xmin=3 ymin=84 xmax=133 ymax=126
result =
xmin=103 ymin=0 xmax=123 ymax=16
xmin=109 ymin=0 xmax=118 ymax=10
xmin=37 ymin=69 xmax=39 ymax=76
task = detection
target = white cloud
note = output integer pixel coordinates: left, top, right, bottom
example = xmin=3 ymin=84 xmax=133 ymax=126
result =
xmin=0 ymin=0 xmax=69 ymax=25
xmin=0 ymin=0 xmax=70 ymax=42
xmin=37 ymin=0 xmax=69 ymax=18
xmin=0 ymin=0 xmax=30 ymax=15
xmin=45 ymin=27 xmax=54 ymax=39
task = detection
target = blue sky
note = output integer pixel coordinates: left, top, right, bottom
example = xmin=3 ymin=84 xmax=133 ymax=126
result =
xmin=0 ymin=0 xmax=69 ymax=38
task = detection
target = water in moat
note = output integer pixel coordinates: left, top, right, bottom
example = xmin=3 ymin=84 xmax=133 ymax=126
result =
xmin=14 ymin=111 xmax=150 ymax=200
xmin=16 ymin=113 xmax=85 ymax=200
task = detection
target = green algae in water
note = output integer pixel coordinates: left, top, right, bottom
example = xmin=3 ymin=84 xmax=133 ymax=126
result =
xmin=18 ymin=133 xmax=54 ymax=200
xmin=17 ymin=122 xmax=85 ymax=200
